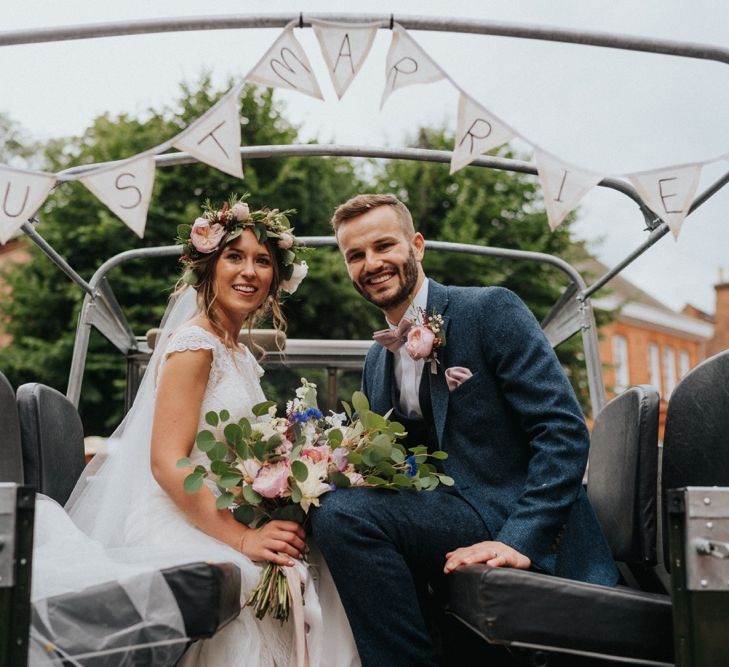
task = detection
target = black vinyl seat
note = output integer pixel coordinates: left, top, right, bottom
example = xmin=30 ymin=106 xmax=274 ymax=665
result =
xmin=0 ymin=371 xmax=24 ymax=484
xmin=16 ymin=382 xmax=242 ymax=661
xmin=662 ymin=348 xmax=729 ymax=569
xmin=447 ymin=385 xmax=674 ymax=665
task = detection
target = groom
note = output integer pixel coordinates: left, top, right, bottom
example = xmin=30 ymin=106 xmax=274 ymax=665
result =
xmin=312 ymin=194 xmax=618 ymax=666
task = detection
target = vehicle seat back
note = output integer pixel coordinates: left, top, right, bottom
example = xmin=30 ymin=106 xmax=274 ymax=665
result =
xmin=662 ymin=348 xmax=729 ymax=569
xmin=0 ymin=371 xmax=24 ymax=483
xmin=17 ymin=383 xmax=86 ymax=506
xmin=587 ymin=384 xmax=660 ymax=566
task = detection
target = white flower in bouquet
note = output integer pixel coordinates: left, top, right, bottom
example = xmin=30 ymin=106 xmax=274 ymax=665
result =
xmin=296 ymin=456 xmax=331 ymax=512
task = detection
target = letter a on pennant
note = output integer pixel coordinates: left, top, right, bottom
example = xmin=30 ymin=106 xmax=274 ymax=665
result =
xmin=246 ymin=24 xmax=323 ymax=100
xmin=629 ymin=163 xmax=702 ymax=239
xmin=311 ymin=19 xmax=378 ymax=99
xmin=381 ymin=26 xmax=446 ymax=110
xmin=174 ymin=95 xmax=243 ymax=179
xmin=0 ymin=166 xmax=56 ymax=244
xmin=450 ymin=94 xmax=515 ymax=174
xmin=535 ymin=151 xmax=604 ymax=231
xmin=80 ymin=156 xmax=156 ymax=238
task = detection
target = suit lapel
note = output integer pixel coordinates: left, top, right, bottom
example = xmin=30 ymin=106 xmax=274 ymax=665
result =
xmin=368 ymin=344 xmax=394 ymax=416
xmin=426 ymin=281 xmax=451 ymax=447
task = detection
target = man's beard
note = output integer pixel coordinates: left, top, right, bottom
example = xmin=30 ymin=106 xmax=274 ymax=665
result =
xmin=353 ymin=248 xmax=419 ymax=311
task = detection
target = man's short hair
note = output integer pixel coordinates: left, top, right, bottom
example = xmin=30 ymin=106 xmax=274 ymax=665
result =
xmin=330 ymin=194 xmax=415 ymax=238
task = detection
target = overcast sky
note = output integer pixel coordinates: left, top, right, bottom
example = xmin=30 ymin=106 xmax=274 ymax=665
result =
xmin=2 ymin=0 xmax=729 ymax=312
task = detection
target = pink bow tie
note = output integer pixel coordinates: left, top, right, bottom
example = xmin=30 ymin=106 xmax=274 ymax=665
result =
xmin=373 ymin=318 xmax=413 ymax=352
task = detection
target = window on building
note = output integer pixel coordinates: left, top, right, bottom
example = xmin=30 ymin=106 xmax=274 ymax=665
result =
xmin=679 ymin=350 xmax=690 ymax=379
xmin=663 ymin=346 xmax=677 ymax=398
xmin=648 ymin=343 xmax=661 ymax=392
xmin=612 ymin=335 xmax=630 ymax=393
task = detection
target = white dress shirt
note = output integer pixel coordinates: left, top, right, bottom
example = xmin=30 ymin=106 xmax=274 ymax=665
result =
xmin=387 ymin=279 xmax=429 ymax=418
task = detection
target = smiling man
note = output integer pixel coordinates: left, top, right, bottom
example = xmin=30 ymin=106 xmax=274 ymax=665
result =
xmin=311 ymin=194 xmax=618 ymax=667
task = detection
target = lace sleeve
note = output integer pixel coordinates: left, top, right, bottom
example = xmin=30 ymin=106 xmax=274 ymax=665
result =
xmin=164 ymin=326 xmax=217 ymax=357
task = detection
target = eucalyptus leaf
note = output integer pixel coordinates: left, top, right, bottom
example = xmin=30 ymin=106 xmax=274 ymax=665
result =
xmin=219 ymin=473 xmax=242 ymax=488
xmin=252 ymin=400 xmax=276 ymax=417
xmin=252 ymin=440 xmax=266 ymax=461
xmin=224 ymin=423 xmax=243 ymax=446
xmin=205 ymin=411 xmax=219 ymax=427
xmin=196 ymin=430 xmax=216 ymax=452
xmin=291 ymin=485 xmax=302 ymax=504
xmin=390 ymin=448 xmax=405 ymax=464
xmin=207 ymin=442 xmax=228 ymax=461
xmin=291 ymin=460 xmax=309 ymax=482
xmin=216 ymin=492 xmax=235 ymax=510
xmin=210 ymin=460 xmax=229 ymax=475
xmin=176 ymin=457 xmax=192 ymax=468
xmin=342 ymin=401 xmax=352 ymax=419
xmin=431 ymin=450 xmax=449 ymax=460
xmin=238 ymin=417 xmax=252 ymax=437
xmin=351 ymin=391 xmax=370 ymax=414
xmin=220 ymin=409 xmax=230 ymax=422
xmin=365 ymin=475 xmax=387 ymax=486
xmin=393 ymin=474 xmax=413 ymax=487
xmin=233 ymin=505 xmax=255 ymax=525
xmin=242 ymin=485 xmax=263 ymax=505
xmin=328 ymin=471 xmax=351 ymax=488
xmin=327 ymin=429 xmax=343 ymax=447
xmin=183 ymin=473 xmax=204 ymax=494
xmin=235 ymin=441 xmax=251 ymax=460
xmin=437 ymin=474 xmax=455 ymax=487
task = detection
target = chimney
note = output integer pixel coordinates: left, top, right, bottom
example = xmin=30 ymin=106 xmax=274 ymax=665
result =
xmin=708 ymin=270 xmax=729 ymax=356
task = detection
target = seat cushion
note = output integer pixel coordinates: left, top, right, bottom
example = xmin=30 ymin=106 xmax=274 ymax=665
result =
xmin=447 ymin=565 xmax=673 ymax=664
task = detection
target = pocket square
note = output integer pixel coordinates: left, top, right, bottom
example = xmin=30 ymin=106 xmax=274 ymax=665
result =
xmin=445 ymin=366 xmax=473 ymax=392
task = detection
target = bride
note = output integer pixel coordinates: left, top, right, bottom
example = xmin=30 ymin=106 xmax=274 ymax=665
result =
xmin=31 ymin=196 xmax=359 ymax=666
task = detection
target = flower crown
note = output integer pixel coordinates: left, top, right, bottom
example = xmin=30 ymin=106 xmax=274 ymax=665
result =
xmin=176 ymin=194 xmax=308 ymax=294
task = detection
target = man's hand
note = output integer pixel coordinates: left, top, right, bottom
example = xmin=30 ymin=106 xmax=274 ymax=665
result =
xmin=443 ymin=540 xmax=531 ymax=574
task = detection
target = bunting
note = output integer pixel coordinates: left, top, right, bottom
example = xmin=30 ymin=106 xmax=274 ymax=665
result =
xmin=630 ymin=164 xmax=702 ymax=239
xmin=0 ymin=166 xmax=56 ymax=244
xmin=380 ymin=26 xmax=446 ymax=109
xmin=1 ymin=20 xmax=717 ymax=246
xmin=246 ymin=23 xmax=323 ymax=100
xmin=535 ymin=151 xmax=605 ymax=231
xmin=450 ymin=94 xmax=515 ymax=175
xmin=311 ymin=19 xmax=378 ymax=99
xmin=173 ymin=94 xmax=243 ymax=180
xmin=80 ymin=156 xmax=156 ymax=237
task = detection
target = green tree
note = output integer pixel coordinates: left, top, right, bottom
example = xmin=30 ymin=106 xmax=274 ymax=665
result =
xmin=0 ymin=77 xmax=363 ymax=433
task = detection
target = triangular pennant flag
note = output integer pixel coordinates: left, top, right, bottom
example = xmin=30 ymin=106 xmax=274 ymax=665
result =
xmin=173 ymin=95 xmax=243 ymax=179
xmin=381 ymin=25 xmax=447 ymax=109
xmin=535 ymin=151 xmax=604 ymax=231
xmin=311 ymin=19 xmax=378 ymax=99
xmin=246 ymin=24 xmax=323 ymax=100
xmin=0 ymin=166 xmax=56 ymax=244
xmin=80 ymin=156 xmax=156 ymax=238
xmin=450 ymin=94 xmax=515 ymax=174
xmin=629 ymin=163 xmax=702 ymax=239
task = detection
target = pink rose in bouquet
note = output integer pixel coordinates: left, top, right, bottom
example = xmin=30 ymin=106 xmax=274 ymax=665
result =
xmin=252 ymin=460 xmax=291 ymax=499
xmin=301 ymin=444 xmax=331 ymax=464
xmin=405 ymin=325 xmax=435 ymax=360
xmin=190 ymin=217 xmax=226 ymax=253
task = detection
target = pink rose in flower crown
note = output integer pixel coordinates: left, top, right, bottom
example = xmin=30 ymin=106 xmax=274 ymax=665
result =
xmin=405 ymin=325 xmax=435 ymax=361
xmin=190 ymin=217 xmax=227 ymax=254
xmin=252 ymin=460 xmax=291 ymax=499
xmin=277 ymin=232 xmax=295 ymax=249
xmin=231 ymin=202 xmax=250 ymax=222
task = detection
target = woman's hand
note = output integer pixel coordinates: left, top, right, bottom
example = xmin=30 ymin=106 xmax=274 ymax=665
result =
xmin=239 ymin=520 xmax=307 ymax=566
xmin=443 ymin=540 xmax=531 ymax=574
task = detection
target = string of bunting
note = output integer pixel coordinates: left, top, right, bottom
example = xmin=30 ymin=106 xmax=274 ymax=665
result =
xmin=0 ymin=19 xmax=717 ymax=244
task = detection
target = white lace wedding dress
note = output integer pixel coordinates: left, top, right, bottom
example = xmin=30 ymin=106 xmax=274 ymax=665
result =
xmin=31 ymin=301 xmax=359 ymax=666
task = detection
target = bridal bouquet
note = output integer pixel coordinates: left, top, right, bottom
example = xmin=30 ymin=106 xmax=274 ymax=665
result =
xmin=178 ymin=379 xmax=451 ymax=622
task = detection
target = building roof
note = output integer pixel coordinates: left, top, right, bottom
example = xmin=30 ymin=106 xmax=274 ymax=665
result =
xmin=581 ymin=257 xmax=714 ymax=341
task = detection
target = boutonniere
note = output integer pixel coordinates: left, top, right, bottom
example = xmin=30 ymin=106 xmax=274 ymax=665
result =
xmin=405 ymin=306 xmax=446 ymax=374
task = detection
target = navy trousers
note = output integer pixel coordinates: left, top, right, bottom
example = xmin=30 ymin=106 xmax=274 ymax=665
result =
xmin=312 ymin=485 xmax=491 ymax=667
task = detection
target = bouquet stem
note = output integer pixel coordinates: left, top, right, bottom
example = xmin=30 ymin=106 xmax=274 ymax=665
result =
xmin=246 ymin=562 xmax=291 ymax=622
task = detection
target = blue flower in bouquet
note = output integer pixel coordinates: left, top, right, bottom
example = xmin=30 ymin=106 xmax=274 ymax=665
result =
xmin=290 ymin=407 xmax=323 ymax=424
xmin=406 ymin=455 xmax=419 ymax=477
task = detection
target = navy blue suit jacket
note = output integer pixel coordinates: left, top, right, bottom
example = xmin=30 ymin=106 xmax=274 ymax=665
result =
xmin=362 ymin=280 xmax=618 ymax=585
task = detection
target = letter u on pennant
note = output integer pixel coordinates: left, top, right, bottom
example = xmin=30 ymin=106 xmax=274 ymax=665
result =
xmin=0 ymin=166 xmax=56 ymax=244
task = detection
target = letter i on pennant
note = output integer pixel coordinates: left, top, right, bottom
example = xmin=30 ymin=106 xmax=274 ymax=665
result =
xmin=535 ymin=151 xmax=604 ymax=231
xmin=0 ymin=166 xmax=56 ymax=244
